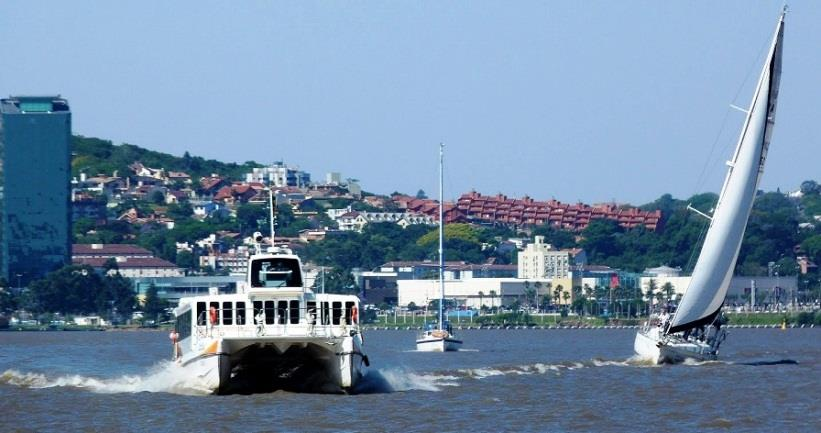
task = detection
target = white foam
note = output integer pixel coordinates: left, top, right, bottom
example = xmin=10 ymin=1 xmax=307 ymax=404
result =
xmin=1 ymin=362 xmax=213 ymax=396
xmin=374 ymin=368 xmax=460 ymax=392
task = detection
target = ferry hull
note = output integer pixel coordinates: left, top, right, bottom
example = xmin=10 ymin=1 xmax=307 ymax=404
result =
xmin=179 ymin=334 xmax=367 ymax=394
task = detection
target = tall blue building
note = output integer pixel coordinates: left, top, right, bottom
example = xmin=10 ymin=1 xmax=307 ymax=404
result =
xmin=0 ymin=96 xmax=72 ymax=287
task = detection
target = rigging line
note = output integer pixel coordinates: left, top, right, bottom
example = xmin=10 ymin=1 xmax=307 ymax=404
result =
xmin=689 ymin=22 xmax=775 ymax=198
xmin=683 ymin=214 xmax=710 ymax=274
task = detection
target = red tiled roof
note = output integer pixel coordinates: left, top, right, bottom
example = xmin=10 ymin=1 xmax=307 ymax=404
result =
xmin=73 ymin=257 xmax=179 ymax=269
xmin=72 ymin=244 xmax=153 ymax=256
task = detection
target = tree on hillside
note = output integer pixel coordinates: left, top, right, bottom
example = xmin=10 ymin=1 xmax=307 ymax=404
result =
xmin=579 ymin=219 xmax=624 ymax=264
xmin=143 ymin=284 xmax=168 ymax=323
xmin=236 ymin=204 xmax=267 ymax=234
xmin=800 ymin=180 xmax=819 ymax=195
xmin=531 ymin=224 xmax=576 ymax=249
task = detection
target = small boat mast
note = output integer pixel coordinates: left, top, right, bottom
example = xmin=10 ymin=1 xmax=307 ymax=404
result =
xmin=438 ymin=142 xmax=445 ymax=331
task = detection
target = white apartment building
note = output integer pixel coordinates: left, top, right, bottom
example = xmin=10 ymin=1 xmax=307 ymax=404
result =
xmin=199 ymin=248 xmax=250 ymax=275
xmin=245 ymin=162 xmax=310 ymax=188
xmin=518 ymin=236 xmax=585 ymax=279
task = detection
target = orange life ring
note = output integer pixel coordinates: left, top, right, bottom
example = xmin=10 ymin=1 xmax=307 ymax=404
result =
xmin=351 ymin=306 xmax=359 ymax=324
xmin=209 ymin=307 xmax=218 ymax=325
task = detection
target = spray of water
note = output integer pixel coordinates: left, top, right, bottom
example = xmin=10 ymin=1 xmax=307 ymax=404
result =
xmin=0 ymin=362 xmax=213 ymax=396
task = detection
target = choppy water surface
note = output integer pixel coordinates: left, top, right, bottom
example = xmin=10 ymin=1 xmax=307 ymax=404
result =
xmin=0 ymin=328 xmax=818 ymax=432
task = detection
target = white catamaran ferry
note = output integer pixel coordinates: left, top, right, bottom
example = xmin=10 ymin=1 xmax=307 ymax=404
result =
xmin=172 ymin=196 xmax=368 ymax=393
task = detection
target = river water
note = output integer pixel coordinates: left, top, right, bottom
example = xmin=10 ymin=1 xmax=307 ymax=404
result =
xmin=0 ymin=328 xmax=818 ymax=432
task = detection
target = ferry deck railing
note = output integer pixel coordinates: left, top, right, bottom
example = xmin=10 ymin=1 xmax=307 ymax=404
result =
xmin=192 ymin=305 xmax=360 ymax=340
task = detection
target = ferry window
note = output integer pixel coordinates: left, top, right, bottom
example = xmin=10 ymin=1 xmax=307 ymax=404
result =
xmin=289 ymin=300 xmax=300 ymax=324
xmin=253 ymin=301 xmax=263 ymax=324
xmin=196 ymin=302 xmax=207 ymax=326
xmin=236 ymin=302 xmax=246 ymax=325
xmin=345 ymin=301 xmax=355 ymax=324
xmin=332 ymin=301 xmax=342 ymax=325
xmin=210 ymin=302 xmax=220 ymax=324
xmin=321 ymin=302 xmax=330 ymax=325
xmin=176 ymin=310 xmax=192 ymax=340
xmin=307 ymin=302 xmax=316 ymax=325
xmin=264 ymin=301 xmax=275 ymax=325
xmin=277 ymin=301 xmax=288 ymax=324
xmin=222 ymin=302 xmax=233 ymax=325
xmin=250 ymin=258 xmax=303 ymax=288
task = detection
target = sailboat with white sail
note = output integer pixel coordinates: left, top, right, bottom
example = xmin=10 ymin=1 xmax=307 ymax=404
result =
xmin=416 ymin=144 xmax=463 ymax=352
xmin=635 ymin=9 xmax=785 ymax=364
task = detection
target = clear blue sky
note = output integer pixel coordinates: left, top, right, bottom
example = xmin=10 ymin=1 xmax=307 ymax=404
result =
xmin=2 ymin=1 xmax=818 ymax=205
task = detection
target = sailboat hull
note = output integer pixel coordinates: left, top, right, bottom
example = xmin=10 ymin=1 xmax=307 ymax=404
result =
xmin=416 ymin=332 xmax=462 ymax=352
xmin=634 ymin=326 xmax=717 ymax=364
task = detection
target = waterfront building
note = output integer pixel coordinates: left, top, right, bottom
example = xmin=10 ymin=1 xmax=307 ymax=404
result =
xmin=397 ymin=277 xmax=529 ymax=309
xmin=638 ymin=275 xmax=798 ymax=308
xmin=72 ymin=243 xmax=183 ymax=278
xmin=517 ymin=236 xmax=587 ymax=279
xmin=0 ymin=96 xmax=72 ymax=286
xmin=375 ymin=262 xmax=521 ymax=308
xmin=131 ymin=275 xmax=243 ymax=305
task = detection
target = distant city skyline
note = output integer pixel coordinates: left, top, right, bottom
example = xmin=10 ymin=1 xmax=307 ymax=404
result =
xmin=2 ymin=1 xmax=819 ymax=205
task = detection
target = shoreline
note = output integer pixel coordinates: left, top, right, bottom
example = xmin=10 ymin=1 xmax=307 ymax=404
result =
xmin=361 ymin=323 xmax=817 ymax=331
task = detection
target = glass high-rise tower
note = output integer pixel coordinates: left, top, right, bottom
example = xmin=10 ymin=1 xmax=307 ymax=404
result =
xmin=0 ymin=96 xmax=72 ymax=287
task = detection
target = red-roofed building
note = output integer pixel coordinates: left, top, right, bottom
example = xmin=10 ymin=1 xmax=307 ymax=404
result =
xmin=73 ymin=256 xmax=184 ymax=278
xmin=72 ymin=244 xmax=184 ymax=278
xmin=455 ymin=191 xmax=662 ymax=231
xmin=73 ymin=244 xmax=153 ymax=258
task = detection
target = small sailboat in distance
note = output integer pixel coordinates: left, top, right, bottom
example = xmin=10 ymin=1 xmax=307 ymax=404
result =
xmin=635 ymin=8 xmax=785 ymax=364
xmin=416 ymin=143 xmax=463 ymax=352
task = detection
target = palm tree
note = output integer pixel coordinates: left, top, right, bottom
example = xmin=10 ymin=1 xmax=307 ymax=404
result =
xmin=662 ymin=282 xmax=675 ymax=303
xmin=478 ymin=291 xmax=484 ymax=313
xmin=584 ymin=284 xmax=593 ymax=314
xmin=553 ymin=284 xmax=563 ymax=308
xmin=533 ymin=281 xmax=543 ymax=313
xmin=645 ymin=278 xmax=658 ymax=315
xmin=489 ymin=290 xmax=497 ymax=312
xmin=523 ymin=282 xmax=536 ymax=312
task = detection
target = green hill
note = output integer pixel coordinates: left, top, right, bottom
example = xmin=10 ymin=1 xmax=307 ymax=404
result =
xmin=71 ymin=135 xmax=262 ymax=181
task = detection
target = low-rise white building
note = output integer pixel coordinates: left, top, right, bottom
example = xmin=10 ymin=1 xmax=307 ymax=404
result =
xmin=398 ymin=278 xmax=536 ymax=309
xmin=639 ymin=275 xmax=798 ymax=307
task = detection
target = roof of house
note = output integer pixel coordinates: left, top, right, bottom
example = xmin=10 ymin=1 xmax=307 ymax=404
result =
xmin=73 ymin=257 xmax=180 ymax=269
xmin=72 ymin=244 xmax=153 ymax=256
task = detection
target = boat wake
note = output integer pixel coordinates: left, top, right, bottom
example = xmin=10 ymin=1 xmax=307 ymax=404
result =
xmin=0 ymin=362 xmax=213 ymax=396
xmin=352 ymin=368 xmax=460 ymax=394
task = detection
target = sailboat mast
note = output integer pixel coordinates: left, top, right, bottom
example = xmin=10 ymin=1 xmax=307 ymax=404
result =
xmin=439 ymin=143 xmax=445 ymax=330
xmin=667 ymin=10 xmax=784 ymax=334
xmin=268 ymin=189 xmax=276 ymax=247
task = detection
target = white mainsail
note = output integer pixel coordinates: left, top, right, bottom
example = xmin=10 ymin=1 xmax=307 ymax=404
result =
xmin=668 ymin=11 xmax=785 ymax=334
